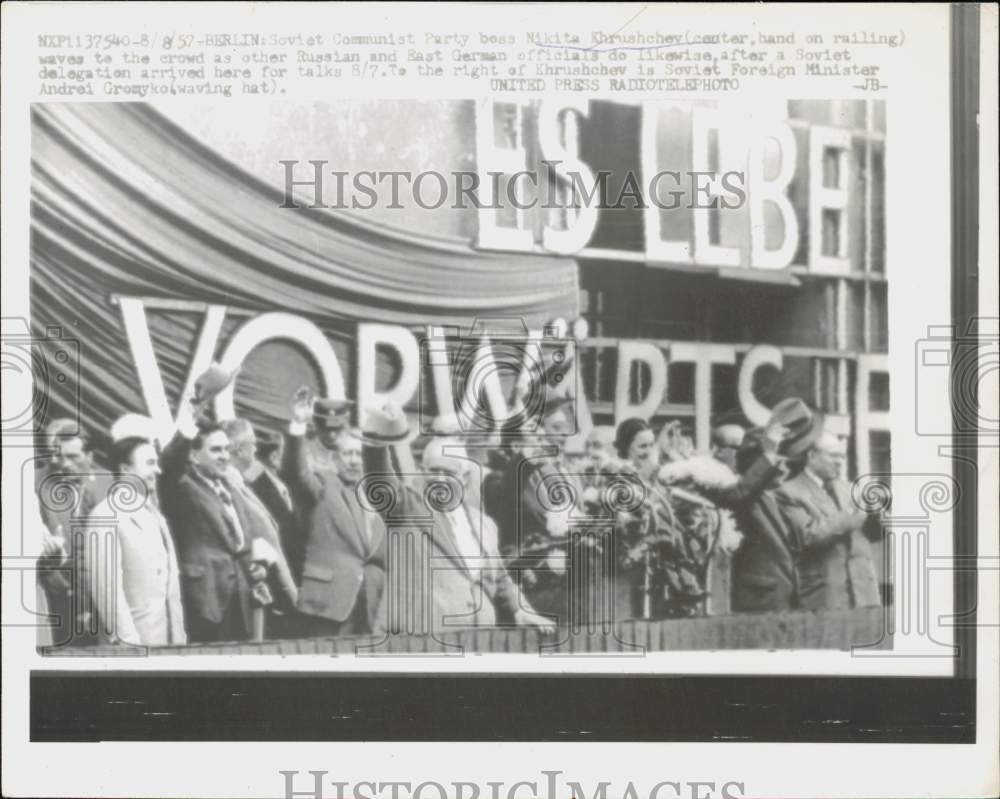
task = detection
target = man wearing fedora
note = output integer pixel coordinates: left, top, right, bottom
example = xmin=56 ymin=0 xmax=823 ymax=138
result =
xmin=776 ymin=428 xmax=882 ymax=610
xmin=285 ymin=387 xmax=387 ymax=637
xmin=360 ymin=404 xmax=553 ymax=637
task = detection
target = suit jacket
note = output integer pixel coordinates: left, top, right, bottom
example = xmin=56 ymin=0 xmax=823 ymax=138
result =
xmin=701 ymin=453 xmax=800 ymax=613
xmin=226 ymin=466 xmax=298 ymax=611
xmin=85 ymin=494 xmax=186 ymax=646
xmin=365 ymin=448 xmax=529 ymax=634
xmin=35 ymin=468 xmax=114 ymax=594
xmin=158 ymin=434 xmax=255 ymax=632
xmin=776 ymin=471 xmax=881 ymax=610
xmin=285 ymin=433 xmax=387 ymax=626
xmin=518 ymin=455 xmax=585 ymax=544
xmin=249 ymin=465 xmax=302 ymax=583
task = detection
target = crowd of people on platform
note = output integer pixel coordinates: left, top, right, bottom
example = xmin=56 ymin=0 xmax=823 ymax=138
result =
xmin=34 ymin=364 xmax=885 ymax=649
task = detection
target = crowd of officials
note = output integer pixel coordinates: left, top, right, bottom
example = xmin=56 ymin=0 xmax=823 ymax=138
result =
xmin=34 ymin=364 xmax=885 ymax=648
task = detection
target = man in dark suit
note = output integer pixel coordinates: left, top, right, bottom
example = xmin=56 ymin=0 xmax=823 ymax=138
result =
xmin=727 ymin=428 xmax=797 ymax=613
xmin=159 ymin=416 xmax=266 ymax=643
xmin=285 ymin=387 xmax=387 ymax=637
xmin=727 ymin=397 xmax=823 ymax=614
xmin=222 ymin=419 xmax=299 ymax=635
xmin=776 ymin=431 xmax=882 ymax=610
xmin=248 ymin=430 xmax=301 ymax=583
xmin=34 ymin=419 xmax=112 ymax=647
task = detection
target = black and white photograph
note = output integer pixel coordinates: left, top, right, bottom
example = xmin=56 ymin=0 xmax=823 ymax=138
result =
xmin=1 ymin=3 xmax=996 ymax=799
xmin=25 ymin=97 xmax=895 ymax=657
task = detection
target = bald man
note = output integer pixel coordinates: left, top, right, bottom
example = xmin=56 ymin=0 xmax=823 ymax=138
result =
xmin=711 ymin=424 xmax=746 ymax=471
xmin=776 ymin=432 xmax=883 ymax=610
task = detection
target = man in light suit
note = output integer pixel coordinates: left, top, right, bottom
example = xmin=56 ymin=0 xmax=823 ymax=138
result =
xmin=362 ymin=405 xmax=553 ymax=637
xmin=286 ymin=388 xmax=387 ymax=637
xmin=85 ymin=436 xmax=186 ymax=647
xmin=776 ymin=431 xmax=883 ymax=610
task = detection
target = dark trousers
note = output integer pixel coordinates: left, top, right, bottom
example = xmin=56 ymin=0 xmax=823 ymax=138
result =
xmin=278 ymin=589 xmax=371 ymax=639
xmin=186 ymin=592 xmax=250 ymax=644
xmin=38 ymin=557 xmax=98 ymax=649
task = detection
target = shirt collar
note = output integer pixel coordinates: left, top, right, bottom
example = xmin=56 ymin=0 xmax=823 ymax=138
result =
xmin=803 ymin=467 xmax=825 ymax=488
xmin=244 ymin=460 xmax=264 ymax=483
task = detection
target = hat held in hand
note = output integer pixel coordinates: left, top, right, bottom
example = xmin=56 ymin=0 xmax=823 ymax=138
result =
xmin=768 ymin=397 xmax=824 ymax=458
xmin=361 ymin=403 xmax=415 ymax=445
xmin=193 ymin=361 xmax=239 ymax=402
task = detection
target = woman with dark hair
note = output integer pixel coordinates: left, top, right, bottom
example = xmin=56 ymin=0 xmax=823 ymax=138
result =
xmin=609 ymin=417 xmax=692 ymax=618
xmin=611 ymin=417 xmax=730 ymax=619
xmin=613 ymin=417 xmax=658 ymax=482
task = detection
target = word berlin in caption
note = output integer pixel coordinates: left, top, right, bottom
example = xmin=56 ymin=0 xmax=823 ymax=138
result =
xmin=281 ymin=770 xmax=746 ymax=799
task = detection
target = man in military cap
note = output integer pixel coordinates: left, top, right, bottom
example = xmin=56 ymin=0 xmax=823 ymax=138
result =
xmin=284 ymin=387 xmax=387 ymax=637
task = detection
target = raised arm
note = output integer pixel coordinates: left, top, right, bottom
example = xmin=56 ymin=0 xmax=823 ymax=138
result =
xmin=709 ymin=422 xmax=788 ymax=506
xmin=158 ymin=394 xmax=212 ymax=490
xmin=283 ymin=386 xmax=325 ymax=505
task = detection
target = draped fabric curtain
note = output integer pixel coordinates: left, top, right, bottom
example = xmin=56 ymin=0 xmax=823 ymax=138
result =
xmin=29 ymin=103 xmax=579 ymax=447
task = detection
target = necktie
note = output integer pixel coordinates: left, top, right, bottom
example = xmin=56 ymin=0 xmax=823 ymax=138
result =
xmin=823 ymin=480 xmax=842 ymax=510
xmin=341 ymin=484 xmax=371 ymax=547
xmin=448 ymin=506 xmax=481 ymax=564
xmin=270 ymin=472 xmax=293 ymax=511
xmin=214 ymin=480 xmax=247 ymax=551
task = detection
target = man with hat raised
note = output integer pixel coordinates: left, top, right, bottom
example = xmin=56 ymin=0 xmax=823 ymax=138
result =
xmin=285 ymin=386 xmax=387 ymax=637
xmin=156 ymin=363 xmax=272 ymax=643
xmin=775 ymin=420 xmax=882 ymax=611
xmin=724 ymin=402 xmax=802 ymax=614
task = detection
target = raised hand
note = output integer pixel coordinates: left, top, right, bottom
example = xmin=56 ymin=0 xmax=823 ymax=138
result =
xmin=289 ymin=385 xmax=315 ymax=424
xmin=762 ymin=422 xmax=790 ymax=452
xmin=40 ymin=532 xmax=65 ymax=559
